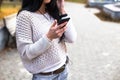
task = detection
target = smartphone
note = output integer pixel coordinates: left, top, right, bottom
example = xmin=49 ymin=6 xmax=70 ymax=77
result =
xmin=58 ymin=17 xmax=70 ymax=25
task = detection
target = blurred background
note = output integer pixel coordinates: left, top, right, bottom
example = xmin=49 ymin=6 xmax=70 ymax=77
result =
xmin=0 ymin=0 xmax=120 ymax=80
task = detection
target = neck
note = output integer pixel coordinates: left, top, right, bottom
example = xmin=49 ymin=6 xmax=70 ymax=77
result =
xmin=39 ymin=3 xmax=46 ymax=14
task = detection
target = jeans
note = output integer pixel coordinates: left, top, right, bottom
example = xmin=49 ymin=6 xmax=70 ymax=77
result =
xmin=32 ymin=66 xmax=68 ymax=80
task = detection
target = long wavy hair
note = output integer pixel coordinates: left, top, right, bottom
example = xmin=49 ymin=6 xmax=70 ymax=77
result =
xmin=18 ymin=0 xmax=60 ymax=21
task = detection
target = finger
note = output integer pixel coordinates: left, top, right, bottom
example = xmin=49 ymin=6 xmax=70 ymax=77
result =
xmin=58 ymin=22 xmax=67 ymax=29
xmin=51 ymin=20 xmax=57 ymax=28
xmin=56 ymin=26 xmax=66 ymax=34
xmin=57 ymin=33 xmax=63 ymax=37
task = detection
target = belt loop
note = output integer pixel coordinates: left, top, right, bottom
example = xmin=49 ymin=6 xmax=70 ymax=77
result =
xmin=66 ymin=56 xmax=69 ymax=64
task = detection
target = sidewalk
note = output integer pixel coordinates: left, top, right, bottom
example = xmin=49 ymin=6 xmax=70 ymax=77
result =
xmin=0 ymin=2 xmax=120 ymax=80
xmin=65 ymin=2 xmax=120 ymax=80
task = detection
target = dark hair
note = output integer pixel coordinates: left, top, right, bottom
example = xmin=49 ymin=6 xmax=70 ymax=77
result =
xmin=18 ymin=0 xmax=60 ymax=21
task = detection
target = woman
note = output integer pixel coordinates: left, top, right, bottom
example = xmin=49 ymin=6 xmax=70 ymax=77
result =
xmin=16 ymin=0 xmax=77 ymax=80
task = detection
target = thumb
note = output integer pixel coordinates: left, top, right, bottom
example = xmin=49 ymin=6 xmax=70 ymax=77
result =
xmin=51 ymin=20 xmax=57 ymax=28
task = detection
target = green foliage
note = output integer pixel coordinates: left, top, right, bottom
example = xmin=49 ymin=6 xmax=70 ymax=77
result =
xmin=66 ymin=0 xmax=87 ymax=3
xmin=0 ymin=0 xmax=3 ymax=12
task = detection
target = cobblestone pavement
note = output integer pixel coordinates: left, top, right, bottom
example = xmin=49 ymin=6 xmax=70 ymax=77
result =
xmin=0 ymin=49 xmax=32 ymax=80
xmin=1 ymin=2 xmax=120 ymax=80
xmin=66 ymin=2 xmax=120 ymax=80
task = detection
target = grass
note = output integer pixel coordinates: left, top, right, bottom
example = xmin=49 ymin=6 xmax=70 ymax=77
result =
xmin=66 ymin=0 xmax=87 ymax=3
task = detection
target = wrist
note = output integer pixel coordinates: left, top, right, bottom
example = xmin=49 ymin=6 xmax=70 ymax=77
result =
xmin=60 ymin=8 xmax=66 ymax=14
xmin=46 ymin=34 xmax=53 ymax=41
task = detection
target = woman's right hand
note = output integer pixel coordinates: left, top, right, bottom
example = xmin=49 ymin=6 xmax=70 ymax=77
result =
xmin=57 ymin=0 xmax=66 ymax=14
xmin=46 ymin=20 xmax=67 ymax=41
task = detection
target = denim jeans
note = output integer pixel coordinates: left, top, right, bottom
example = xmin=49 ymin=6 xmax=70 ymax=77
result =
xmin=32 ymin=66 xmax=68 ymax=80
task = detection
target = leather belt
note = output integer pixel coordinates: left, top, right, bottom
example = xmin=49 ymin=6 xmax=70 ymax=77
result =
xmin=39 ymin=64 xmax=66 ymax=75
xmin=38 ymin=56 xmax=69 ymax=75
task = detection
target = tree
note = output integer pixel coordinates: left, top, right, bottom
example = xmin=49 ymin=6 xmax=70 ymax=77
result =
xmin=10 ymin=0 xmax=14 ymax=1
xmin=0 ymin=0 xmax=3 ymax=12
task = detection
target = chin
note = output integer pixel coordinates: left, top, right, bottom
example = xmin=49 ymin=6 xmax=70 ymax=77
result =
xmin=45 ymin=0 xmax=51 ymax=4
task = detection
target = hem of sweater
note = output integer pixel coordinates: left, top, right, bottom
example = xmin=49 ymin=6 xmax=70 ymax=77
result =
xmin=42 ymin=56 xmax=66 ymax=73
xmin=29 ymin=55 xmax=67 ymax=74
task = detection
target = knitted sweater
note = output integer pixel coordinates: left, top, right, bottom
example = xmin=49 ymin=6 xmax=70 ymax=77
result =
xmin=16 ymin=10 xmax=77 ymax=74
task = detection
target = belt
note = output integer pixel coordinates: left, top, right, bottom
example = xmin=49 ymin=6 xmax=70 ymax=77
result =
xmin=39 ymin=64 xmax=66 ymax=75
xmin=38 ymin=56 xmax=69 ymax=75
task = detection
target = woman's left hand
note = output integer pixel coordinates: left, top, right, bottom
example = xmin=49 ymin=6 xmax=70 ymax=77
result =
xmin=57 ymin=0 xmax=66 ymax=14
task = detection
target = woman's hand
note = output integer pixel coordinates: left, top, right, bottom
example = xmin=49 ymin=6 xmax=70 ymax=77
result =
xmin=46 ymin=20 xmax=67 ymax=41
xmin=57 ymin=0 xmax=66 ymax=14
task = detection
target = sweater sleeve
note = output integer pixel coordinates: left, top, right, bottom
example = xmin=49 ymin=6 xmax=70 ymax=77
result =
xmin=16 ymin=11 xmax=52 ymax=60
xmin=64 ymin=18 xmax=77 ymax=43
